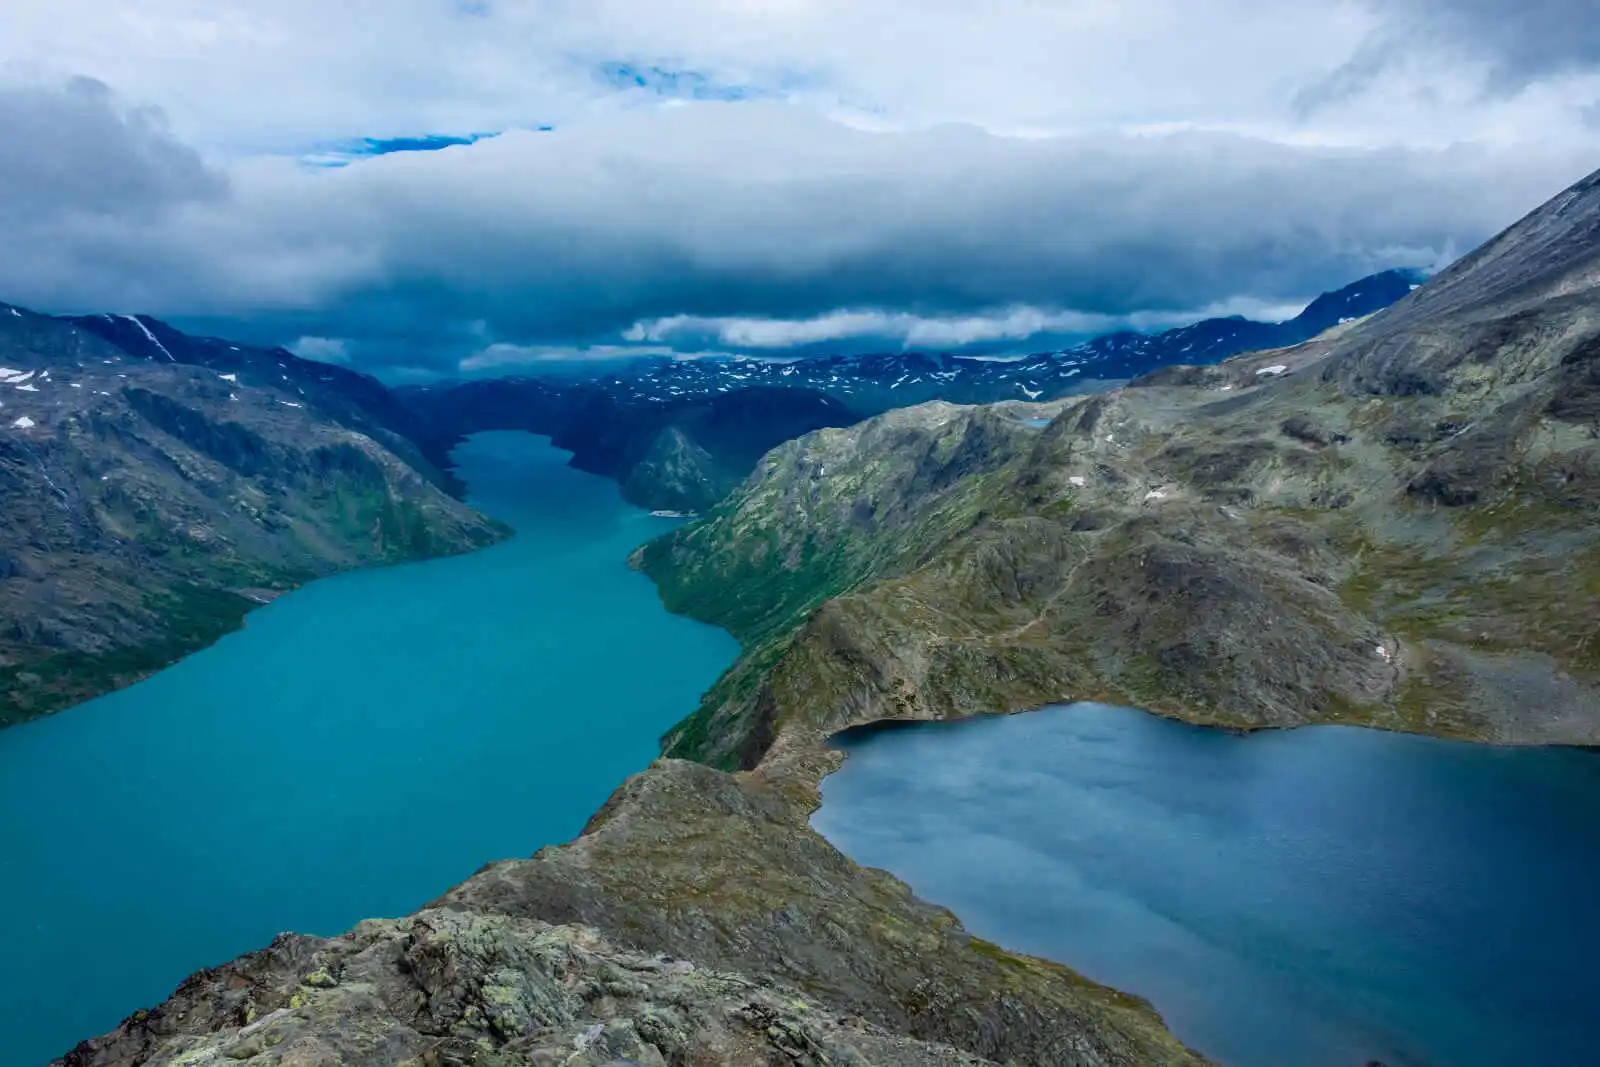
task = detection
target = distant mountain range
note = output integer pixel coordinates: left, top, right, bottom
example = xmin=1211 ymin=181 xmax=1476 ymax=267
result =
xmin=399 ymin=267 xmax=1425 ymax=508
xmin=592 ymin=266 xmax=1424 ymax=411
xmin=0 ymin=264 xmax=1422 ymax=723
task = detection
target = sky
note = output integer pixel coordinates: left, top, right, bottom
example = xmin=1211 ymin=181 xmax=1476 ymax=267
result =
xmin=1 ymin=0 xmax=1598 ymax=379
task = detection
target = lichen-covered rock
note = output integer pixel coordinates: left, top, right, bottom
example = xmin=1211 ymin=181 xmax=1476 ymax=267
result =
xmin=57 ymin=908 xmax=1001 ymax=1067
xmin=58 ymin=758 xmax=1210 ymax=1067
xmin=440 ymin=760 xmax=1206 ymax=1067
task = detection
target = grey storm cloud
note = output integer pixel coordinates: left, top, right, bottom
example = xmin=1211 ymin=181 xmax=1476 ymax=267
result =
xmin=0 ymin=80 xmax=1592 ymax=374
xmin=0 ymin=77 xmax=225 ymax=220
xmin=1298 ymin=0 xmax=1600 ymax=112
xmin=1412 ymin=0 xmax=1600 ymax=88
xmin=0 ymin=79 xmax=230 ymax=313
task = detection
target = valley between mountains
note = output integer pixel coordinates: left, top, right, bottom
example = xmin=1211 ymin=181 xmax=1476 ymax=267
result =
xmin=21 ymin=168 xmax=1600 ymax=1067
xmin=0 ymin=265 xmax=1417 ymax=729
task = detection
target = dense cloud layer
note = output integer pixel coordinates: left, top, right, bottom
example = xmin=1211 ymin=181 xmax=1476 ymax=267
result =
xmin=1 ymin=1 xmax=1597 ymax=375
xmin=1298 ymin=0 xmax=1600 ymax=114
xmin=1383 ymin=0 xmax=1600 ymax=93
xmin=0 ymin=77 xmax=224 ymax=219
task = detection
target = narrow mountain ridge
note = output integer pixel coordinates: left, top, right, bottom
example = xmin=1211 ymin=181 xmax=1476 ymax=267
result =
xmin=59 ymin=757 xmax=1210 ymax=1067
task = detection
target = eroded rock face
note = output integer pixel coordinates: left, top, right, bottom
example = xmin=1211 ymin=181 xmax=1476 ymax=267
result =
xmin=57 ymin=760 xmax=1211 ymax=1067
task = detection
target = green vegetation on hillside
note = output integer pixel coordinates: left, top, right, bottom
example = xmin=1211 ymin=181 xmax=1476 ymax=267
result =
xmin=0 ymin=311 xmax=506 ymax=727
xmin=636 ymin=180 xmax=1600 ymax=766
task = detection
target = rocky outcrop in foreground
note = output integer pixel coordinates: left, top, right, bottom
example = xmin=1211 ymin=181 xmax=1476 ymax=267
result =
xmin=59 ymin=759 xmax=1209 ymax=1067
xmin=59 ymin=909 xmax=992 ymax=1067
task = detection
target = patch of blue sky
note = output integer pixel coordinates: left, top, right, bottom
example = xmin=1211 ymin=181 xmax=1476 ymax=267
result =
xmin=364 ymin=134 xmax=485 ymax=154
xmin=300 ymin=131 xmax=525 ymax=168
xmin=596 ymin=62 xmax=772 ymax=103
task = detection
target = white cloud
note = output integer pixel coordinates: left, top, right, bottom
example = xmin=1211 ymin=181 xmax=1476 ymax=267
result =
xmin=0 ymin=2 xmax=1597 ymax=367
xmin=627 ymin=294 xmax=1342 ymax=353
xmin=459 ymin=342 xmax=679 ymax=371
xmin=5 ymin=0 xmax=1599 ymax=153
xmin=0 ymin=89 xmax=1590 ymax=370
xmin=287 ymin=336 xmax=349 ymax=362
xmin=632 ymin=308 xmax=1120 ymax=349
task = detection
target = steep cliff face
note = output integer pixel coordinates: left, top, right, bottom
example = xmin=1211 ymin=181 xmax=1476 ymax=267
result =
xmin=0 ymin=306 xmax=505 ymax=726
xmin=636 ymin=169 xmax=1600 ymax=770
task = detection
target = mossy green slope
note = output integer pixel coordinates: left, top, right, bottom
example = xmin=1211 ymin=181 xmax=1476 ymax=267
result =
xmin=0 ymin=310 xmax=506 ymax=726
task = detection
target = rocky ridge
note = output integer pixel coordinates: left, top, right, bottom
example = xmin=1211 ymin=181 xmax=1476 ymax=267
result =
xmin=396 ymin=270 xmax=1421 ymax=512
xmin=61 ymin=757 xmax=1207 ymax=1067
xmin=637 ymin=170 xmax=1600 ymax=770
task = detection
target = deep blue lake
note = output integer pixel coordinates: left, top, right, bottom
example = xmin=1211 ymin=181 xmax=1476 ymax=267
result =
xmin=813 ymin=702 xmax=1600 ymax=1067
xmin=0 ymin=433 xmax=737 ymax=1067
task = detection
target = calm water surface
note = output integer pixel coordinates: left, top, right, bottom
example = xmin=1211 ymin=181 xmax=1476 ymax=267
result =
xmin=813 ymin=702 xmax=1600 ymax=1067
xmin=0 ymin=432 xmax=737 ymax=1067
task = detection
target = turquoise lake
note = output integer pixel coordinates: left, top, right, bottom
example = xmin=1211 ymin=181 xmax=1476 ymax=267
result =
xmin=813 ymin=703 xmax=1600 ymax=1067
xmin=0 ymin=433 xmax=738 ymax=1067
xmin=7 ymin=433 xmax=1598 ymax=1067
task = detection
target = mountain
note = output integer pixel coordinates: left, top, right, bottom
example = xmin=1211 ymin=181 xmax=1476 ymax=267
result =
xmin=0 ymin=306 xmax=505 ymax=726
xmin=402 ymin=378 xmax=858 ymax=513
xmin=4 ymin=267 xmax=1414 ymax=725
xmin=30 ymin=255 xmax=1484 ymax=1066
xmin=634 ymin=177 xmax=1598 ymax=770
xmin=66 ymin=312 xmax=460 ymax=487
xmin=398 ymin=268 xmax=1421 ymax=511
xmin=578 ymin=268 xmax=1423 ymax=412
